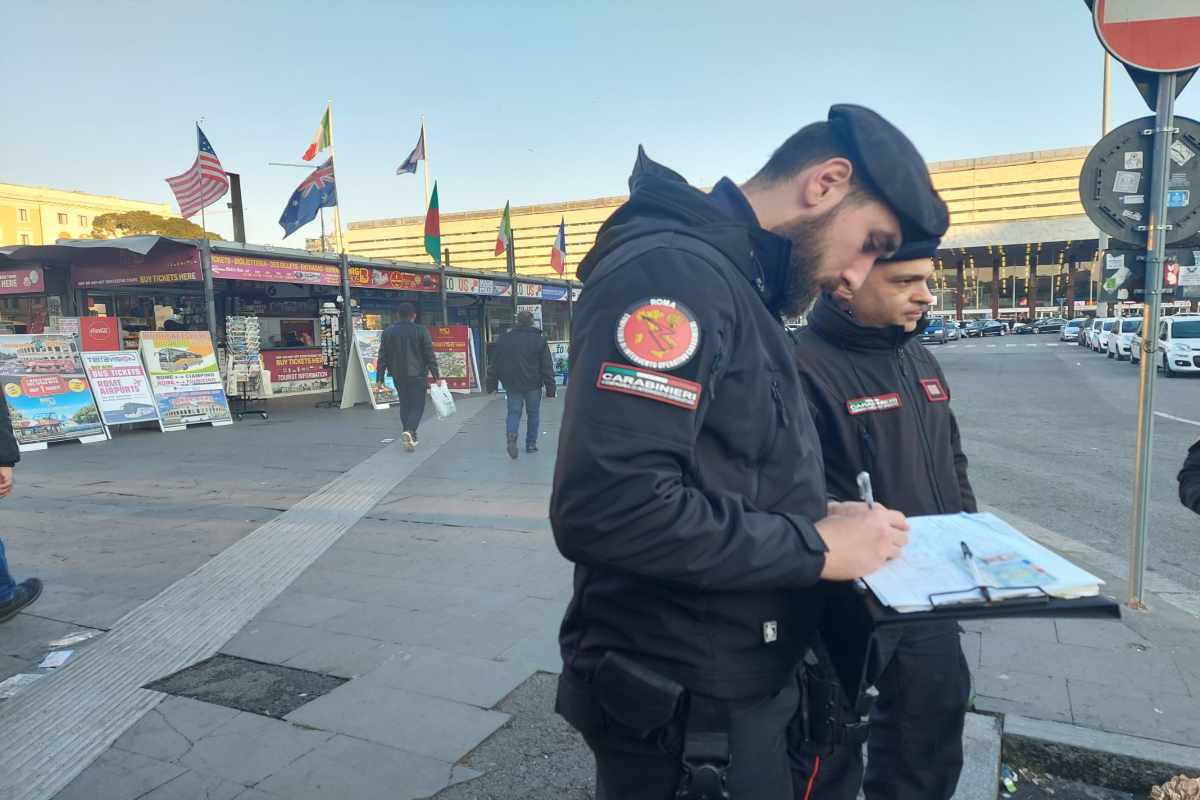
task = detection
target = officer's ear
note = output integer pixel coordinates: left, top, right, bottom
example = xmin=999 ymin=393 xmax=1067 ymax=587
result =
xmin=798 ymin=157 xmax=854 ymax=213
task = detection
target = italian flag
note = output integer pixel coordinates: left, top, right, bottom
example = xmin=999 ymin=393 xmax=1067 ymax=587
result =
xmin=495 ymin=201 xmax=512 ymax=256
xmin=425 ymin=182 xmax=441 ymax=264
xmin=302 ymin=106 xmax=332 ymax=161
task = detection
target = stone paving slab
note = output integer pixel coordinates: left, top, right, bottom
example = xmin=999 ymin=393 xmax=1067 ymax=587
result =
xmin=357 ymin=644 xmax=535 ymax=708
xmin=285 ymin=679 xmax=510 ymax=762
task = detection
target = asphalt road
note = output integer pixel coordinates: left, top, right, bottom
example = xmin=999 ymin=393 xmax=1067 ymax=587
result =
xmin=932 ymin=338 xmax=1200 ymax=595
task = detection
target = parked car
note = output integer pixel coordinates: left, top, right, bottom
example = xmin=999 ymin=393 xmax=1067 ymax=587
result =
xmin=946 ymin=320 xmax=962 ymax=341
xmin=1093 ymin=319 xmax=1117 ymax=352
xmin=1106 ymin=317 xmax=1143 ymax=360
xmin=1060 ymin=319 xmax=1085 ymax=342
xmin=1012 ymin=320 xmax=1035 ymax=335
xmin=965 ymin=319 xmax=1007 ymax=337
xmin=1131 ymin=322 xmax=1145 ymax=365
xmin=1157 ymin=314 xmax=1200 ymax=377
xmin=1033 ymin=318 xmax=1068 ymax=334
xmin=920 ymin=316 xmax=949 ymax=344
xmin=1083 ymin=317 xmax=1107 ymax=349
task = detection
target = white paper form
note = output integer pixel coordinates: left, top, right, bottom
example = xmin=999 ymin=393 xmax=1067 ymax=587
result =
xmin=863 ymin=513 xmax=1104 ymax=613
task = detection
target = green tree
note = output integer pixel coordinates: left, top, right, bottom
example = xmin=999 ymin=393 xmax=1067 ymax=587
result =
xmin=72 ymin=405 xmax=100 ymax=425
xmin=90 ymin=211 xmax=222 ymax=241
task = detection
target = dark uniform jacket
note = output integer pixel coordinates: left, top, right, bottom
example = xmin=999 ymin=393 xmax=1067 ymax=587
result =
xmin=1 ymin=395 xmax=19 ymax=468
xmin=551 ymin=150 xmax=830 ymax=701
xmin=377 ymin=321 xmax=440 ymax=381
xmin=1181 ymin=441 xmax=1200 ymax=515
xmin=486 ymin=325 xmax=556 ymax=395
xmin=792 ymin=295 xmax=976 ymax=518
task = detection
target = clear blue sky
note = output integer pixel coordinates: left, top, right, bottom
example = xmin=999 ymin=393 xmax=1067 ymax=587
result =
xmin=3 ymin=0 xmax=1195 ymax=246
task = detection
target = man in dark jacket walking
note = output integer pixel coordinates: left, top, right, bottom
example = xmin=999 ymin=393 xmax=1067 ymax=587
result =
xmin=1 ymin=394 xmax=43 ymax=624
xmin=1182 ymin=441 xmax=1200 ymax=515
xmin=791 ymin=239 xmax=974 ymax=800
xmin=551 ymin=105 xmax=948 ymax=798
xmin=376 ymin=302 xmax=440 ymax=451
xmin=486 ymin=310 xmax=556 ymax=458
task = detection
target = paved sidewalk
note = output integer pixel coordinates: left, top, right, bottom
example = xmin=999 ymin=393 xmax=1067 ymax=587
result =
xmin=1 ymin=393 xmax=1196 ymax=798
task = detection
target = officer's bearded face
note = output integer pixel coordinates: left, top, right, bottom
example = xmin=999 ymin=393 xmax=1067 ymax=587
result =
xmin=774 ymin=197 xmax=901 ymax=317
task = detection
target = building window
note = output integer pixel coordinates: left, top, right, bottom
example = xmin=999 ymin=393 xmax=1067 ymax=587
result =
xmin=79 ymin=214 xmax=87 ymax=227
xmin=57 ymin=212 xmax=68 ymax=224
xmin=19 ymin=233 xmax=31 ymax=245
xmin=18 ymin=208 xmax=28 ymax=222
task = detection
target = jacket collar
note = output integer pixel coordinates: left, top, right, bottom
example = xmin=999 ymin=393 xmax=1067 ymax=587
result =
xmin=580 ymin=148 xmax=793 ymax=314
xmin=807 ymin=293 xmax=927 ymax=352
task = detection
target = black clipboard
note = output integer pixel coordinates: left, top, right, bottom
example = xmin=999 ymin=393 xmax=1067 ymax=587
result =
xmin=819 ymin=582 xmax=1121 ymax=712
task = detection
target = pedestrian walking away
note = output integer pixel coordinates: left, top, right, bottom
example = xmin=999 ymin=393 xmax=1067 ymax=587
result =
xmin=486 ymin=309 xmax=557 ymax=459
xmin=1181 ymin=439 xmax=1200 ymax=515
xmin=375 ymin=302 xmax=440 ymax=451
xmin=791 ymin=240 xmax=974 ymax=800
xmin=0 ymin=390 xmax=43 ymax=624
xmin=550 ymin=104 xmax=948 ymax=799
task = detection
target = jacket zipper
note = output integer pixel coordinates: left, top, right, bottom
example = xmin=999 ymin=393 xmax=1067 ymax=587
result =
xmin=859 ymin=425 xmax=877 ymax=473
xmin=707 ymin=343 xmax=725 ymax=401
xmin=758 ymin=380 xmax=790 ymax=465
xmin=895 ymin=348 xmax=947 ymax=512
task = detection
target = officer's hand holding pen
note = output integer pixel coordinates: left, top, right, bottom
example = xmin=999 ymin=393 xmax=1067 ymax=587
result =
xmin=815 ymin=473 xmax=910 ymax=581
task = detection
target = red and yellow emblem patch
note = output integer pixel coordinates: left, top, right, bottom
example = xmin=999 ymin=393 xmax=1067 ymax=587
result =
xmin=615 ymin=298 xmax=700 ymax=371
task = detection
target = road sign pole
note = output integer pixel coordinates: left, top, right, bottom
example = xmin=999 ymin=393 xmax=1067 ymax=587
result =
xmin=1128 ymin=71 xmax=1177 ymax=608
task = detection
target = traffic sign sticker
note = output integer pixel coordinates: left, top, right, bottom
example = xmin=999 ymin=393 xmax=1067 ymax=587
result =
xmin=1125 ymin=151 xmax=1144 ymax=169
xmin=1122 ymin=195 xmax=1144 ymax=205
xmin=1170 ymin=141 xmax=1195 ymax=166
xmin=1169 ymin=190 xmax=1190 ymax=208
xmin=1094 ymin=0 xmax=1200 ymax=73
xmin=1114 ymin=171 xmax=1141 ymax=193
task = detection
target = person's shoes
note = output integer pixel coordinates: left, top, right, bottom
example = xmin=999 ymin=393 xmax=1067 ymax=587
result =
xmin=401 ymin=432 xmax=416 ymax=452
xmin=526 ymin=442 xmax=538 ymax=453
xmin=0 ymin=578 xmax=43 ymax=624
xmin=506 ymin=434 xmax=519 ymax=460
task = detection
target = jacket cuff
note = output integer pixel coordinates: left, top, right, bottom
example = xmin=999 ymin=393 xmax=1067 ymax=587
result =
xmin=0 ymin=462 xmax=14 ymax=468
xmin=782 ymin=513 xmax=828 ymax=554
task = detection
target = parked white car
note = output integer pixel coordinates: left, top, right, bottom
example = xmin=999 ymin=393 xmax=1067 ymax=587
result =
xmin=1157 ymin=315 xmax=1200 ymax=377
xmin=1107 ymin=317 xmax=1143 ymax=360
xmin=1092 ymin=318 xmax=1116 ymax=352
xmin=1131 ymin=322 xmax=1145 ymax=365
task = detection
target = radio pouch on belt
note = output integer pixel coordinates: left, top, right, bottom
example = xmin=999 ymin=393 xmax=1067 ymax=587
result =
xmin=592 ymin=652 xmax=685 ymax=739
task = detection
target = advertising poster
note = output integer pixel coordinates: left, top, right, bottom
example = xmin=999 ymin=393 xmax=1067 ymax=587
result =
xmin=261 ymin=348 xmax=332 ymax=397
xmin=429 ymin=325 xmax=481 ymax=394
xmin=81 ymin=351 xmax=161 ymax=426
xmin=548 ymin=340 xmax=569 ymax=385
xmin=138 ymin=331 xmax=233 ymax=429
xmin=0 ymin=334 xmax=106 ymax=449
xmin=0 ymin=267 xmax=45 ymax=296
xmin=339 ymin=330 xmax=398 ymax=409
xmin=348 ymin=267 xmax=439 ymax=293
xmin=210 ymin=253 xmax=341 ymax=286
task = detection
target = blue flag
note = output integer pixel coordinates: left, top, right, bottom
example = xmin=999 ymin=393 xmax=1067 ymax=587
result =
xmin=279 ymin=159 xmax=337 ymax=238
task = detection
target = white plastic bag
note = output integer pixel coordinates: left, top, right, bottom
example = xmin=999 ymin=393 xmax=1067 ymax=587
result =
xmin=429 ymin=380 xmax=456 ymax=419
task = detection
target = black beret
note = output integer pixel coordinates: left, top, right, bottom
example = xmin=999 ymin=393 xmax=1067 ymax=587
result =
xmin=881 ymin=237 xmax=940 ymax=262
xmin=827 ymin=104 xmax=949 ymax=242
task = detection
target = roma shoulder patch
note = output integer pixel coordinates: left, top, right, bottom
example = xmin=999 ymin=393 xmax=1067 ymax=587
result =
xmin=920 ymin=378 xmax=948 ymax=403
xmin=596 ymin=362 xmax=701 ymax=410
xmin=846 ymin=393 xmax=902 ymax=416
xmin=615 ymin=298 xmax=700 ymax=371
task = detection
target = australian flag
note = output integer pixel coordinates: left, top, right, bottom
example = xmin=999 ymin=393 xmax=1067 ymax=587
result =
xmin=279 ymin=159 xmax=337 ymax=238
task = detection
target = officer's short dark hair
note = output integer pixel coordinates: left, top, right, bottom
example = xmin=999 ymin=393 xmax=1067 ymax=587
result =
xmin=397 ymin=302 xmax=417 ymax=319
xmin=747 ymin=122 xmax=879 ymax=204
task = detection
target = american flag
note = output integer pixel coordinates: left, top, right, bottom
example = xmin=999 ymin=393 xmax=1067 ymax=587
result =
xmin=165 ymin=126 xmax=229 ymax=220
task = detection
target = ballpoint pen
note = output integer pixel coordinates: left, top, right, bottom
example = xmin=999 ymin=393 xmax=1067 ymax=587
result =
xmin=856 ymin=471 xmax=874 ymax=509
xmin=961 ymin=540 xmax=991 ymax=603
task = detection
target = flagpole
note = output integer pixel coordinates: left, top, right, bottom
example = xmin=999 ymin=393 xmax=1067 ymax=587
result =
xmin=326 ymin=100 xmax=346 ymax=256
xmin=421 ymin=115 xmax=431 ymax=208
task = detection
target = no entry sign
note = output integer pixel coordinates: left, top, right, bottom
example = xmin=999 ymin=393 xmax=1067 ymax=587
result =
xmin=1093 ymin=0 xmax=1200 ymax=73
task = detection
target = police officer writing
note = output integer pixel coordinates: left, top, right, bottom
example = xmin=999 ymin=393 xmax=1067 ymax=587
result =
xmin=791 ymin=239 xmax=974 ymax=800
xmin=551 ymin=104 xmax=949 ymax=799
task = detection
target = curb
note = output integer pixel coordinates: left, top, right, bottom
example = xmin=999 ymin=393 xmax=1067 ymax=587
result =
xmin=1002 ymin=715 xmax=1200 ymax=793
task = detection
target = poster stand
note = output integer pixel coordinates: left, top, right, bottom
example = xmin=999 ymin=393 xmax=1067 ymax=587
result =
xmin=1 ymin=333 xmax=110 ymax=453
xmin=138 ymin=331 xmax=234 ymax=432
xmin=81 ymin=350 xmax=165 ymax=435
xmin=340 ymin=331 xmax=398 ymax=410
